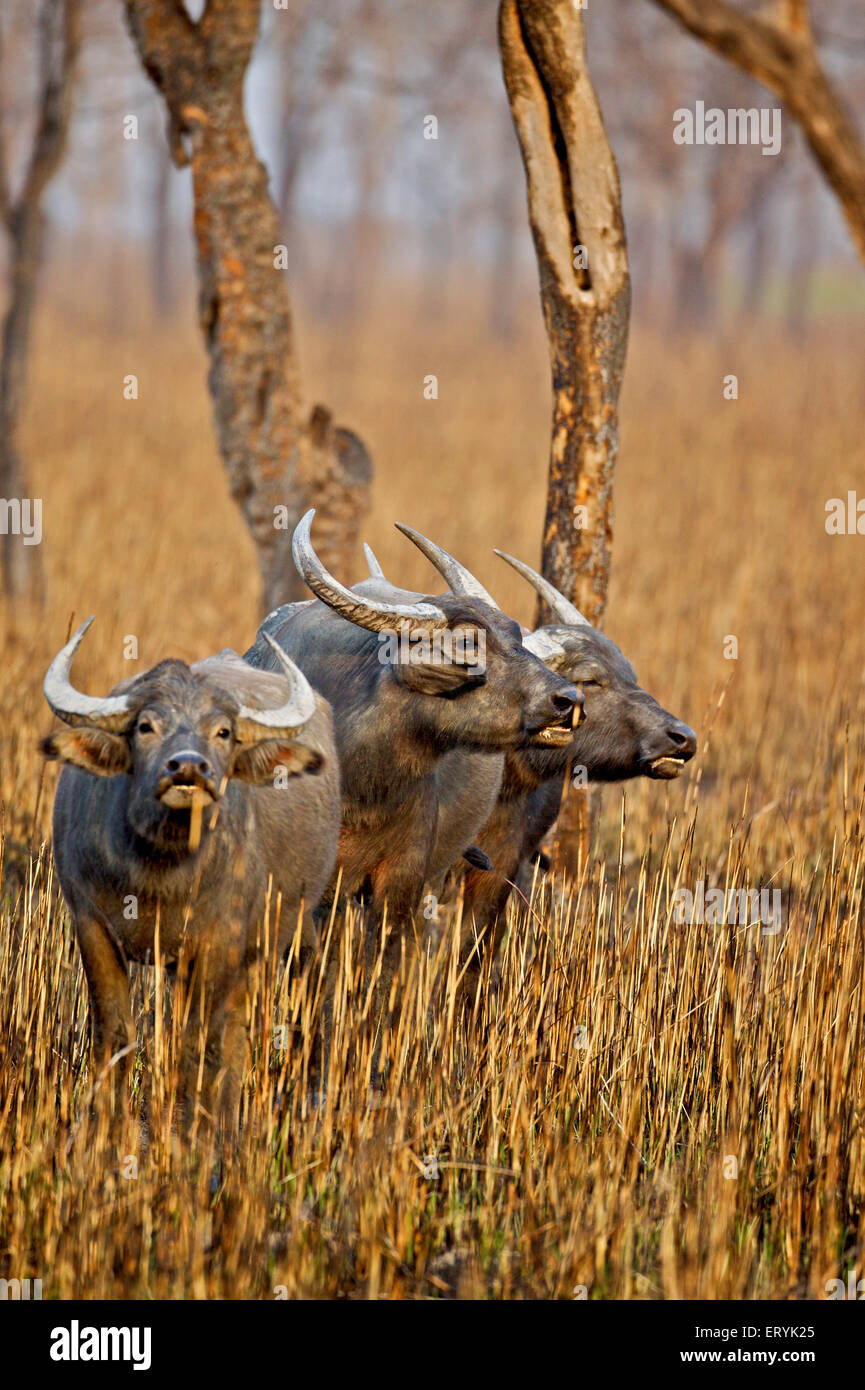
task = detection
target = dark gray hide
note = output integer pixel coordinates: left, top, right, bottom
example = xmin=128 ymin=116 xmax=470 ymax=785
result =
xmin=244 ymin=518 xmax=581 ymax=926
xmin=460 ymin=561 xmax=697 ymax=956
xmin=398 ymin=546 xmax=697 ymax=976
xmin=43 ymin=628 xmax=340 ymax=1124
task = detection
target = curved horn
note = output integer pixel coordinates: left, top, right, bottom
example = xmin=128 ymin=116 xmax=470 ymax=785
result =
xmin=494 ymin=550 xmax=591 ymax=627
xmin=44 ymin=618 xmax=136 ymax=731
xmin=394 ymin=523 xmax=499 ymax=609
xmin=292 ymin=511 xmax=447 ymax=634
xmin=363 ymin=542 xmax=386 ymax=580
xmin=235 ymin=634 xmax=317 ymax=741
xmin=523 ymin=629 xmax=567 ymax=662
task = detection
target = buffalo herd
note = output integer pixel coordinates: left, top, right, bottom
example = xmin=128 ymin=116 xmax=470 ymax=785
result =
xmin=42 ymin=513 xmax=695 ymax=1123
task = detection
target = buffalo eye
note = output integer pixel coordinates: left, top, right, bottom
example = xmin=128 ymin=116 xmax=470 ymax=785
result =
xmin=215 ymin=727 xmax=231 ymax=741
xmin=137 ymin=718 xmax=155 ymax=735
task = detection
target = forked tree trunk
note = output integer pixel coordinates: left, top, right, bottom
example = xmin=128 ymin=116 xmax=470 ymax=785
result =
xmin=123 ymin=0 xmax=371 ymax=614
xmin=500 ymin=0 xmax=631 ymax=627
xmin=499 ymin=0 xmax=631 ymax=873
xmin=0 ymin=0 xmax=82 ymax=601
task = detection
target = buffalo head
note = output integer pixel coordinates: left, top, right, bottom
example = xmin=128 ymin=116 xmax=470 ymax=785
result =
xmin=493 ymin=552 xmax=697 ymax=781
xmin=42 ymin=619 xmax=322 ymax=849
xmin=294 ymin=512 xmax=583 ymax=754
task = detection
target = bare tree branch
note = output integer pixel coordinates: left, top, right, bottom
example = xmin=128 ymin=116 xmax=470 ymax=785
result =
xmin=650 ymin=0 xmax=865 ymax=265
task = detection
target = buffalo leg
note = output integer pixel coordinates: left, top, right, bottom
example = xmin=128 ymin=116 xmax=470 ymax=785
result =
xmin=177 ymin=953 xmax=224 ymax=1133
xmin=179 ymin=941 xmax=254 ymax=1135
xmin=75 ymin=912 xmax=134 ymax=1110
xmin=458 ymin=852 xmax=522 ymax=1000
xmin=219 ymin=967 xmax=252 ymax=1129
xmin=364 ymin=821 xmax=436 ymax=1082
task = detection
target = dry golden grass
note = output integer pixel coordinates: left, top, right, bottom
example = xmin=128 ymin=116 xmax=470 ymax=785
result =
xmin=1 ymin=284 xmax=864 ymax=1298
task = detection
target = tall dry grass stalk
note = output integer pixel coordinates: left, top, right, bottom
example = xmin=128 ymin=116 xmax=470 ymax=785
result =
xmin=2 ymin=803 xmax=863 ymax=1298
xmin=0 ymin=292 xmax=863 ymax=1297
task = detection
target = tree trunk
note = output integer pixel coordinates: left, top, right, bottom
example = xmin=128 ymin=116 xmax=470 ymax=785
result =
xmin=0 ymin=0 xmax=82 ymax=600
xmin=743 ymin=189 xmax=771 ymax=317
xmin=488 ymin=119 xmax=522 ymax=339
xmin=499 ymin=0 xmax=631 ymax=873
xmin=0 ymin=203 xmax=48 ymax=600
xmin=675 ymin=244 xmax=711 ymax=329
xmin=123 ymin=0 xmax=371 ymax=614
xmin=500 ymin=0 xmax=631 ymax=627
xmin=150 ymin=134 xmax=174 ymax=318
xmin=785 ymin=170 xmax=818 ymax=334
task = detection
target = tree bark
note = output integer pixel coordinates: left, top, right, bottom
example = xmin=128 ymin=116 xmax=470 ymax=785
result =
xmin=499 ymin=0 xmax=631 ymax=628
xmin=123 ymin=0 xmax=371 ymax=613
xmin=499 ymin=0 xmax=631 ymax=873
xmin=650 ymin=0 xmax=865 ymax=268
xmin=0 ymin=0 xmax=82 ymax=600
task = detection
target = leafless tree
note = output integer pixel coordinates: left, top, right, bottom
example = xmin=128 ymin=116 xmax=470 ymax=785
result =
xmin=122 ymin=0 xmax=371 ymax=613
xmin=650 ymin=0 xmax=865 ymax=267
xmin=500 ymin=0 xmax=630 ymax=625
xmin=0 ymin=0 xmax=82 ymax=599
xmin=149 ymin=123 xmax=175 ymax=318
xmin=499 ymin=0 xmax=631 ymax=868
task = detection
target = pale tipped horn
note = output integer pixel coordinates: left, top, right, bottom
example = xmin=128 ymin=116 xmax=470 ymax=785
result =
xmin=235 ymin=634 xmax=317 ymax=741
xmin=363 ymin=542 xmax=386 ymax=580
xmin=522 ymin=629 xmax=567 ymax=662
xmin=44 ymin=618 xmax=136 ymax=731
xmin=292 ymin=511 xmax=447 ymax=634
xmin=494 ymin=550 xmax=591 ymax=627
xmin=394 ymin=523 xmax=499 ymax=609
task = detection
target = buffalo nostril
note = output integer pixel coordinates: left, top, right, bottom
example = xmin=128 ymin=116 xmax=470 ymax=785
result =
xmin=552 ymin=686 xmax=579 ymax=715
xmin=165 ymin=753 xmax=212 ymax=777
xmin=668 ymin=725 xmax=696 ymax=752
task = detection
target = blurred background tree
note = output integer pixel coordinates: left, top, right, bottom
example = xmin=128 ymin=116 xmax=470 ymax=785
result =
xmin=11 ymin=0 xmax=858 ymax=349
xmin=0 ymin=0 xmax=81 ymax=600
xmin=1 ymin=0 xmax=863 ymax=618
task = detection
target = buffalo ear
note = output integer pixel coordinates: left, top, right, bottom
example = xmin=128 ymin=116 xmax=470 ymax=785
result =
xmin=232 ymin=738 xmax=323 ymax=786
xmin=41 ymin=727 xmax=131 ymax=776
xmin=395 ymin=661 xmax=486 ymax=696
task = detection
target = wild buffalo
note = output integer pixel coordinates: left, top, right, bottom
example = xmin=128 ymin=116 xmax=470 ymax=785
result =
xmin=244 ymin=511 xmax=582 ymax=933
xmin=42 ymin=618 xmax=340 ymax=1125
xmin=389 ymin=543 xmax=696 ymax=980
